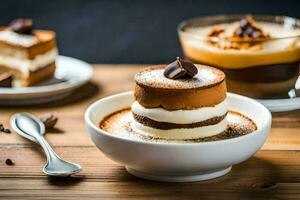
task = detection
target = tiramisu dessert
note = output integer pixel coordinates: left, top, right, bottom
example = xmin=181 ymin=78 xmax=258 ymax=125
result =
xmin=0 ymin=19 xmax=57 ymax=87
xmin=178 ymin=15 xmax=300 ymax=98
xmin=100 ymin=58 xmax=257 ymax=142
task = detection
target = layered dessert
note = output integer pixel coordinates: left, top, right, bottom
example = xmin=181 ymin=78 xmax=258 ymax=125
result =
xmin=132 ymin=58 xmax=227 ymax=139
xmin=0 ymin=19 xmax=57 ymax=87
xmin=100 ymin=58 xmax=257 ymax=141
xmin=178 ymin=15 xmax=300 ymax=98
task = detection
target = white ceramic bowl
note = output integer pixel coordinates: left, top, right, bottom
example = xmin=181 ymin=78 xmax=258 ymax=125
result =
xmin=85 ymin=91 xmax=272 ymax=182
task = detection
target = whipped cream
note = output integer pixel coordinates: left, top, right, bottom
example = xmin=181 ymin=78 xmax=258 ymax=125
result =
xmin=0 ymin=30 xmax=37 ymax=47
xmin=131 ymin=117 xmax=227 ymax=139
xmin=0 ymin=48 xmax=57 ymax=76
xmin=131 ymin=100 xmax=228 ymax=124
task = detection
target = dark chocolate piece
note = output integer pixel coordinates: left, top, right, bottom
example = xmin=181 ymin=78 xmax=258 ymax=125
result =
xmin=0 ymin=73 xmax=12 ymax=87
xmin=41 ymin=114 xmax=58 ymax=129
xmin=234 ymin=16 xmax=267 ymax=39
xmin=164 ymin=57 xmax=198 ymax=79
xmin=180 ymin=59 xmax=198 ymax=78
xmin=5 ymin=158 xmax=14 ymax=165
xmin=9 ymin=19 xmax=33 ymax=35
xmin=163 ymin=59 xmax=185 ymax=79
xmin=0 ymin=123 xmax=11 ymax=134
xmin=2 ymin=128 xmax=11 ymax=134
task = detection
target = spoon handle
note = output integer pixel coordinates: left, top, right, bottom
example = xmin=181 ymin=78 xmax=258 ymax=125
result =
xmin=33 ymin=133 xmax=61 ymax=163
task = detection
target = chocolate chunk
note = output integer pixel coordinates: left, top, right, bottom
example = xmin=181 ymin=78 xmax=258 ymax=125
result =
xmin=235 ymin=27 xmax=243 ymax=37
xmin=0 ymin=72 xmax=12 ymax=88
xmin=41 ymin=114 xmax=58 ymax=129
xmin=2 ymin=128 xmax=11 ymax=134
xmin=5 ymin=158 xmax=14 ymax=165
xmin=9 ymin=19 xmax=33 ymax=35
xmin=245 ymin=27 xmax=255 ymax=37
xmin=180 ymin=59 xmax=198 ymax=78
xmin=164 ymin=59 xmax=186 ymax=79
xmin=233 ymin=16 xmax=268 ymax=39
xmin=239 ymin=18 xmax=250 ymax=29
xmin=0 ymin=124 xmax=11 ymax=134
xmin=164 ymin=57 xmax=197 ymax=79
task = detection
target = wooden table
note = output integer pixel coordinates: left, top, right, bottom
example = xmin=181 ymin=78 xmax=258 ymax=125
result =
xmin=1 ymin=65 xmax=300 ymax=199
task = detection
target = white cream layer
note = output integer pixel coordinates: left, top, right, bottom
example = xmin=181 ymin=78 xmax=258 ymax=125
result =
xmin=0 ymin=30 xmax=37 ymax=47
xmin=0 ymin=48 xmax=57 ymax=76
xmin=131 ymin=117 xmax=228 ymax=140
xmin=131 ymin=100 xmax=228 ymax=124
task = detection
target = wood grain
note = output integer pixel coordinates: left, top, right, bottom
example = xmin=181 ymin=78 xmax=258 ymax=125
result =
xmin=1 ymin=146 xmax=300 ymax=199
xmin=1 ymin=65 xmax=300 ymax=199
xmin=1 ymin=147 xmax=300 ymax=199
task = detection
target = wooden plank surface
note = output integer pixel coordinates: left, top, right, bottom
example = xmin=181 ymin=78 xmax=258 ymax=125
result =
xmin=1 ymin=147 xmax=300 ymax=199
xmin=1 ymin=65 xmax=300 ymax=199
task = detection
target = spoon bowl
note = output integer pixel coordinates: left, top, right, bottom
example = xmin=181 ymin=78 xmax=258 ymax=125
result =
xmin=43 ymin=158 xmax=81 ymax=176
xmin=11 ymin=113 xmax=45 ymax=143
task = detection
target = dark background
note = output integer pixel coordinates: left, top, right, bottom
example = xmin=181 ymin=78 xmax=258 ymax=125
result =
xmin=1 ymin=0 xmax=300 ymax=64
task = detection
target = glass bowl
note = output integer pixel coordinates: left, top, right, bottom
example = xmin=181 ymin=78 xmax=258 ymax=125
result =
xmin=178 ymin=15 xmax=300 ymax=98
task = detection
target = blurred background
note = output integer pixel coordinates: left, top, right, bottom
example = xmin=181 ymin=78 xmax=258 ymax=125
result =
xmin=1 ymin=0 xmax=300 ymax=64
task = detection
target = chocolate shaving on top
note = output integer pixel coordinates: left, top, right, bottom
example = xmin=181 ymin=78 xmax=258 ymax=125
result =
xmin=206 ymin=16 xmax=270 ymax=50
xmin=164 ymin=57 xmax=198 ymax=79
xmin=232 ymin=16 xmax=270 ymax=41
xmin=9 ymin=19 xmax=33 ymax=35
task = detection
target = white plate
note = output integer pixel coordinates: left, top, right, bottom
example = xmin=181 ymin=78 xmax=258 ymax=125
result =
xmin=85 ymin=92 xmax=271 ymax=182
xmin=257 ymin=97 xmax=300 ymax=112
xmin=0 ymin=55 xmax=93 ymax=105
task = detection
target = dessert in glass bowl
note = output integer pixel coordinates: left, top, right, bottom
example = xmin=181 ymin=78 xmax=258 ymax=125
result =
xmin=178 ymin=15 xmax=300 ymax=98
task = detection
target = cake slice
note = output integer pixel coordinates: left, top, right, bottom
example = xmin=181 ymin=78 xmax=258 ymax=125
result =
xmin=0 ymin=19 xmax=57 ymax=86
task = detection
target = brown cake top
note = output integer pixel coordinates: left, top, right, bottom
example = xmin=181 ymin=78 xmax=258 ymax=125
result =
xmin=135 ymin=64 xmax=225 ymax=90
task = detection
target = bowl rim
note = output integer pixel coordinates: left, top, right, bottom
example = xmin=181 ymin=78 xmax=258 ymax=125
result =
xmin=85 ymin=91 xmax=272 ymax=147
xmin=177 ymin=14 xmax=300 ymax=42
